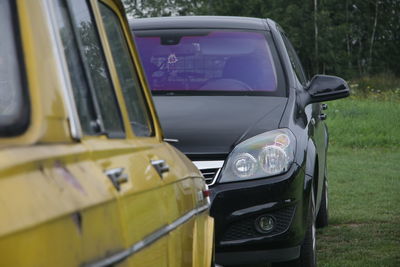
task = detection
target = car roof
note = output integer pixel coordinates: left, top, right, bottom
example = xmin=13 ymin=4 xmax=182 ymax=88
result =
xmin=129 ymin=16 xmax=270 ymax=31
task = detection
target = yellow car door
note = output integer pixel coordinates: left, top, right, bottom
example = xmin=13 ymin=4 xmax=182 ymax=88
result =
xmin=45 ymin=0 xmax=170 ymax=265
xmin=91 ymin=1 xmax=186 ymax=265
xmin=88 ymin=1 xmax=214 ymax=266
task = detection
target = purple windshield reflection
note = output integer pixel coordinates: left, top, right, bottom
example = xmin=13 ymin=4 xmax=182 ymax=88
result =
xmin=135 ymin=31 xmax=277 ymax=92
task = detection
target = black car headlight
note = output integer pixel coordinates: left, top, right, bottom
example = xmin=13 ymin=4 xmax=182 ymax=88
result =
xmin=219 ymin=129 xmax=296 ymax=183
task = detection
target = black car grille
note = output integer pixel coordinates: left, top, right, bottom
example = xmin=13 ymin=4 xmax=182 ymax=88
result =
xmin=200 ymin=168 xmax=220 ymax=185
xmin=221 ymin=205 xmax=296 ymax=243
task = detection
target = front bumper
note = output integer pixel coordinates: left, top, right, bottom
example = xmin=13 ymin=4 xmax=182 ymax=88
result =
xmin=209 ymin=163 xmax=311 ymax=263
xmin=216 ymin=246 xmax=300 ymax=265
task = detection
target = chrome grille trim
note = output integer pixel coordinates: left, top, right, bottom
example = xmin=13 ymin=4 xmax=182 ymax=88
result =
xmin=193 ymin=160 xmax=224 ymax=186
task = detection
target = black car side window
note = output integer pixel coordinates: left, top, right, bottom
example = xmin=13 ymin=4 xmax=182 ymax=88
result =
xmin=281 ymin=33 xmax=308 ymax=86
xmin=55 ymin=0 xmax=125 ymax=138
xmin=99 ymin=3 xmax=154 ymax=137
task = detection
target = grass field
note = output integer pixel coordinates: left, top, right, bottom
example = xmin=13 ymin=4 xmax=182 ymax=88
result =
xmin=317 ymin=97 xmax=400 ymax=266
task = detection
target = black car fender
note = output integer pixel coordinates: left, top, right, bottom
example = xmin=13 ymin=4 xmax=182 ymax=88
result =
xmin=304 ymin=138 xmax=318 ymax=218
xmin=304 ymin=139 xmax=317 ymax=179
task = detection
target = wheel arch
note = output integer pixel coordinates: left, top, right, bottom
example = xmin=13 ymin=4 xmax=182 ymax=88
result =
xmin=303 ymin=139 xmax=319 ymax=217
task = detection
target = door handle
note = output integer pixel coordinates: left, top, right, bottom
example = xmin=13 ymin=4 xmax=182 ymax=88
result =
xmin=151 ymin=159 xmax=169 ymax=177
xmin=105 ymin=168 xmax=128 ymax=190
xmin=319 ymin=113 xmax=327 ymax=120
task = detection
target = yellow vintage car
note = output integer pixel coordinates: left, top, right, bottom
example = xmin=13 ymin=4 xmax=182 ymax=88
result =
xmin=0 ymin=0 xmax=214 ymax=266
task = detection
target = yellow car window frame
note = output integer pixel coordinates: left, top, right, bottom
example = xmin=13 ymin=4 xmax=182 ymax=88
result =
xmin=60 ymin=0 xmax=127 ymax=139
xmin=91 ymin=0 xmax=163 ymax=141
xmin=98 ymin=2 xmax=154 ymax=138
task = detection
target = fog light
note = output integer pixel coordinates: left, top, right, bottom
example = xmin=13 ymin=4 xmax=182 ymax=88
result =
xmin=256 ymin=215 xmax=275 ymax=233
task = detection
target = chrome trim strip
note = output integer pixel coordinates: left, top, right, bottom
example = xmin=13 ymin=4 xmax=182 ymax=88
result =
xmin=211 ymin=167 xmax=222 ymax=186
xmin=163 ymin=138 xmax=179 ymax=143
xmin=44 ymin=0 xmax=82 ymax=140
xmin=83 ymin=203 xmax=210 ymax=267
xmin=193 ymin=160 xmax=224 ymax=170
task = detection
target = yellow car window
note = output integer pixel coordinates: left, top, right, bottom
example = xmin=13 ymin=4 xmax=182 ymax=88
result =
xmin=55 ymin=0 xmax=125 ymax=138
xmin=99 ymin=3 xmax=153 ymax=137
xmin=54 ymin=0 xmax=98 ymax=135
xmin=0 ymin=0 xmax=29 ymax=136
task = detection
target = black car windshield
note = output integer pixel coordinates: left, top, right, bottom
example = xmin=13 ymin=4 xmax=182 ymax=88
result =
xmin=134 ymin=30 xmax=284 ymax=96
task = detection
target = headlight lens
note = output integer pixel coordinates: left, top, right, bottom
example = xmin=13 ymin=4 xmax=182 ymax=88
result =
xmin=259 ymin=145 xmax=289 ymax=175
xmin=219 ymin=129 xmax=296 ymax=183
xmin=232 ymin=153 xmax=257 ymax=178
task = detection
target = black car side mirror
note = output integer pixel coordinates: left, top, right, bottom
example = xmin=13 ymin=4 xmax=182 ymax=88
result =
xmin=306 ymin=75 xmax=350 ymax=104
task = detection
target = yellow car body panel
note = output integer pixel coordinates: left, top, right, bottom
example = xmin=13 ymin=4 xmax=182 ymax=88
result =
xmin=0 ymin=144 xmax=125 ymax=266
xmin=0 ymin=0 xmax=214 ymax=266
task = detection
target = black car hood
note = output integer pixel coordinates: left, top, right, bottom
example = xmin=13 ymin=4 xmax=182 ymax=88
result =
xmin=153 ymin=96 xmax=288 ymax=158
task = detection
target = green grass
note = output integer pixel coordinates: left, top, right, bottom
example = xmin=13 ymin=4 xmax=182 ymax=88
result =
xmin=317 ymin=97 xmax=400 ymax=266
xmin=326 ymin=98 xmax=400 ymax=148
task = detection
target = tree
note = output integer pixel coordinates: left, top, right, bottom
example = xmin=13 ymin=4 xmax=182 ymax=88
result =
xmin=124 ymin=0 xmax=400 ymax=78
xmin=123 ymin=0 xmax=209 ymax=17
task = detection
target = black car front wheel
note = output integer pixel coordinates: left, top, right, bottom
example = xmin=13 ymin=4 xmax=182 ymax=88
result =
xmin=298 ymin=206 xmax=317 ymax=267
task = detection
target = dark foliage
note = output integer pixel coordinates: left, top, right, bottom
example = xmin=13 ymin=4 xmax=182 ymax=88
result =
xmin=124 ymin=0 xmax=400 ymax=79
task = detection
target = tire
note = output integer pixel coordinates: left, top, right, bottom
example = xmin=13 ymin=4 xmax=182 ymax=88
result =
xmin=316 ymin=178 xmax=329 ymax=228
xmin=272 ymin=189 xmax=317 ymax=267
xmin=298 ymin=206 xmax=317 ymax=267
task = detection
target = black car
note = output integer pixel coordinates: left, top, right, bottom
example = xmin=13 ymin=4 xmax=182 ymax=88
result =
xmin=130 ymin=16 xmax=349 ymax=266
